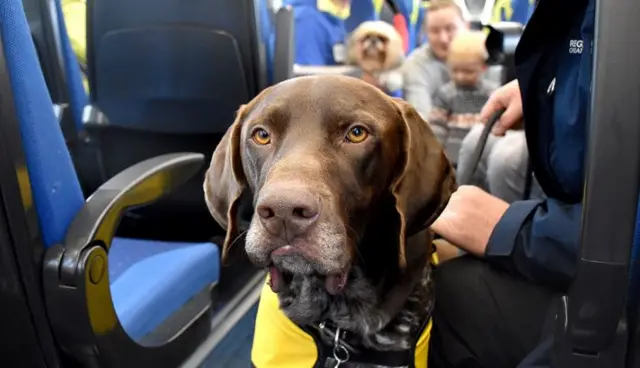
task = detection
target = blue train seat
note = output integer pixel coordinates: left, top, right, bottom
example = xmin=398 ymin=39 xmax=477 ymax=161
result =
xmin=73 ymin=0 xmax=269 ymax=240
xmin=22 ymin=0 xmax=66 ymax=105
xmin=0 ymin=0 xmax=221 ymax=364
xmin=345 ymin=0 xmax=382 ymax=33
xmin=396 ymin=0 xmax=422 ymax=52
xmin=87 ymin=0 xmax=265 ymax=132
xmin=257 ymin=0 xmax=295 ymax=85
xmin=23 ymin=0 xmax=87 ymax=134
xmin=258 ymin=0 xmax=277 ymax=84
xmin=52 ymin=0 xmax=88 ymax=132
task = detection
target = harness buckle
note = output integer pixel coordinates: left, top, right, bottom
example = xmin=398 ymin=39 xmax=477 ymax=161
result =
xmin=319 ymin=321 xmax=351 ymax=367
xmin=332 ymin=326 xmax=350 ymax=368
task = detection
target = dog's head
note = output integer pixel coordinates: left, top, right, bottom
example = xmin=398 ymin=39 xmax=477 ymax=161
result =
xmin=204 ymin=75 xmax=455 ymax=296
xmin=347 ymin=21 xmax=405 ymax=74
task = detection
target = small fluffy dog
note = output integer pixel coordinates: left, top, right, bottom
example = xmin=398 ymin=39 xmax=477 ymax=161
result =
xmin=347 ymin=20 xmax=405 ymax=94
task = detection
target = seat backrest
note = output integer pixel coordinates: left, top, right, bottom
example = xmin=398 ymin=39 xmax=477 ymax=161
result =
xmin=87 ymin=0 xmax=265 ymax=134
xmin=257 ymin=0 xmax=277 ymax=84
xmin=22 ymin=0 xmax=66 ymax=104
xmin=52 ymin=0 xmax=88 ymax=131
xmin=345 ymin=0 xmax=381 ymax=33
xmin=22 ymin=0 xmax=88 ymax=136
xmin=0 ymin=0 xmax=84 ymax=248
xmin=396 ymin=0 xmax=421 ymax=52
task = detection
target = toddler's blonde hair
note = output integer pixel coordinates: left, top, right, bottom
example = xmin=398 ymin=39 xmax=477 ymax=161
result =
xmin=447 ymin=31 xmax=488 ymax=64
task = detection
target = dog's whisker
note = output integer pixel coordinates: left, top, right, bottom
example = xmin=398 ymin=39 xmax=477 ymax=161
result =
xmin=229 ymin=229 xmax=248 ymax=249
xmin=346 ymin=225 xmax=362 ymax=243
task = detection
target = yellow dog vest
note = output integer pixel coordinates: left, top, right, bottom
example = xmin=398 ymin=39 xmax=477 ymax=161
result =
xmin=251 ymin=254 xmax=438 ymax=368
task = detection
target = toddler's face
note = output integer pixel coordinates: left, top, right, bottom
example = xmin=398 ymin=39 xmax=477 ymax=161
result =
xmin=448 ymin=58 xmax=485 ymax=87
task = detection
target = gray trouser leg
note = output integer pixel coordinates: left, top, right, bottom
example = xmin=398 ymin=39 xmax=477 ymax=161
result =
xmin=486 ymin=131 xmax=544 ymax=203
xmin=457 ymin=127 xmax=544 ymax=203
xmin=457 ymin=124 xmax=500 ymax=190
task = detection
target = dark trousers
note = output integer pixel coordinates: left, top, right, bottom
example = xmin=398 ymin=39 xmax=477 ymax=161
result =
xmin=429 ymin=256 xmax=559 ymax=368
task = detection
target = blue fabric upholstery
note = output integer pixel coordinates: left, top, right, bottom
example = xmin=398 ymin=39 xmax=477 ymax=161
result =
xmin=2 ymin=0 xmax=220 ymax=339
xmin=89 ymin=0 xmax=261 ymax=134
xmin=109 ymin=238 xmax=220 ymax=340
xmin=53 ymin=0 xmax=88 ymax=131
xmin=415 ymin=2 xmax=425 ymax=46
xmin=0 ymin=0 xmax=85 ymax=247
xmin=345 ymin=0 xmax=379 ymax=33
xmin=396 ymin=0 xmax=421 ymax=52
xmin=257 ymin=0 xmax=276 ymax=84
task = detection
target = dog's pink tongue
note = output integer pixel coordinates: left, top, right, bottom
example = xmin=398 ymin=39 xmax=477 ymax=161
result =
xmin=325 ymin=272 xmax=348 ymax=295
xmin=268 ymin=266 xmax=283 ymax=293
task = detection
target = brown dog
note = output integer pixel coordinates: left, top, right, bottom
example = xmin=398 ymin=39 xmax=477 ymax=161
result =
xmin=204 ymin=75 xmax=455 ymax=366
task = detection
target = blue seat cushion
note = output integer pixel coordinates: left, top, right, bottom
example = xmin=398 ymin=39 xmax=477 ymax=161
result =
xmin=109 ymin=237 xmax=220 ymax=340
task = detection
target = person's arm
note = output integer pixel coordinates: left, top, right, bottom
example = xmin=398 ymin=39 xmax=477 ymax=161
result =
xmin=293 ymin=8 xmax=332 ymax=65
xmin=402 ymin=54 xmax=440 ymax=119
xmin=484 ymin=198 xmax=582 ymax=290
xmin=427 ymin=87 xmax=451 ymax=144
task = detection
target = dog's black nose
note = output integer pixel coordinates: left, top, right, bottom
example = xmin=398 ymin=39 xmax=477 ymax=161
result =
xmin=256 ymin=186 xmax=320 ymax=239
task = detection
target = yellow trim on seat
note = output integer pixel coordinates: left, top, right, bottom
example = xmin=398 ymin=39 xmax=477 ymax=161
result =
xmin=373 ymin=0 xmax=385 ymax=15
xmin=410 ymin=0 xmax=421 ymax=25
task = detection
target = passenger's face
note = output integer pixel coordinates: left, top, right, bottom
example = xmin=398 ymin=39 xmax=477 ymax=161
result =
xmin=425 ymin=8 xmax=468 ymax=60
xmin=448 ymin=58 xmax=485 ymax=87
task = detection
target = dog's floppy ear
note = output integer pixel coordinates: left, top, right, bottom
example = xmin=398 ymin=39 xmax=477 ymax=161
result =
xmin=390 ymin=99 xmax=457 ymax=269
xmin=204 ymin=105 xmax=248 ymax=262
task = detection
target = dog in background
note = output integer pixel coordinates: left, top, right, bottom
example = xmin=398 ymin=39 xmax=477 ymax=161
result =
xmin=347 ymin=20 xmax=405 ymax=95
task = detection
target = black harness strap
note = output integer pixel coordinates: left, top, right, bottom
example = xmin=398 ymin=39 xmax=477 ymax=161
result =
xmin=300 ymin=264 xmax=436 ymax=367
xmin=301 ymin=322 xmax=419 ymax=367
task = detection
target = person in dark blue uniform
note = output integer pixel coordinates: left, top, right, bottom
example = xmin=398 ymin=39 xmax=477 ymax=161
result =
xmin=428 ymin=0 xmax=595 ymax=366
xmin=286 ymin=0 xmax=351 ymax=65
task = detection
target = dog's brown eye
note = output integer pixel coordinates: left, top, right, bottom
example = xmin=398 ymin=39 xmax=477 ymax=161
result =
xmin=345 ymin=125 xmax=369 ymax=143
xmin=252 ymin=128 xmax=271 ymax=145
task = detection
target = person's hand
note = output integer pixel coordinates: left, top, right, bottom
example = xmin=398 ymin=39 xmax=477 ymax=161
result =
xmin=431 ymin=186 xmax=509 ymax=256
xmin=479 ymin=80 xmax=523 ymax=136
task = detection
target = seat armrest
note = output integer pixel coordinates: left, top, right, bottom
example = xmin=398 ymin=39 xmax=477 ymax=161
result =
xmin=82 ymin=104 xmax=110 ymax=127
xmin=58 ymin=152 xmax=204 ymax=286
xmin=43 ymin=152 xmax=209 ymax=366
